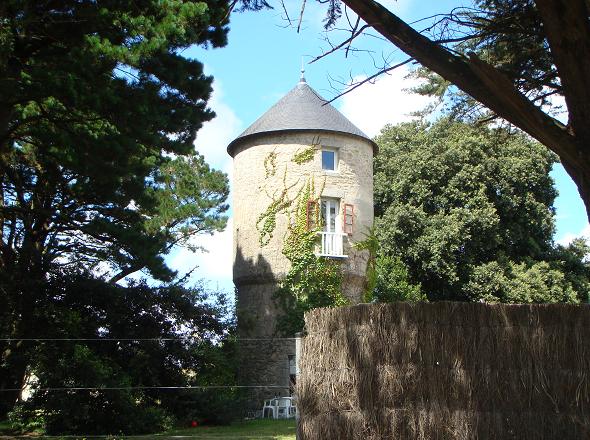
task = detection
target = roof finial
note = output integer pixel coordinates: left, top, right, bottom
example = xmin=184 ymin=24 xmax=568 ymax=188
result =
xmin=300 ymin=57 xmax=306 ymax=83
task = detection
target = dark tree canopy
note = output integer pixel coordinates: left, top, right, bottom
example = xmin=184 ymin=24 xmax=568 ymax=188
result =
xmin=1 ymin=271 xmax=235 ymax=434
xmin=0 ymin=0 xmax=232 ymax=419
xmin=374 ymin=120 xmax=590 ymax=303
xmin=0 ymin=0 xmax=231 ymax=282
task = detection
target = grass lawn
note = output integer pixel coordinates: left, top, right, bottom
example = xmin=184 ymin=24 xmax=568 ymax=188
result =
xmin=0 ymin=419 xmax=296 ymax=439
xmin=0 ymin=420 xmax=12 ymax=433
xmin=159 ymin=419 xmax=296 ymax=439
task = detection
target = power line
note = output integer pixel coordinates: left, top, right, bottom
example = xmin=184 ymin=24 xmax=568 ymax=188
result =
xmin=0 ymin=435 xmax=288 ymax=439
xmin=0 ymin=385 xmax=288 ymax=392
xmin=0 ymin=337 xmax=298 ymax=341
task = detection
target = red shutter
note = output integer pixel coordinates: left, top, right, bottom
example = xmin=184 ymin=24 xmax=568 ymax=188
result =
xmin=343 ymin=203 xmax=354 ymax=235
xmin=307 ymin=200 xmax=318 ymax=230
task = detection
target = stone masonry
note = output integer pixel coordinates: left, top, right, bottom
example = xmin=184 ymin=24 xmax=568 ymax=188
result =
xmin=227 ymin=77 xmax=375 ymax=411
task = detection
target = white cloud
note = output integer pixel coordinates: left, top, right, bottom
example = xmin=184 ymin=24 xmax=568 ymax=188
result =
xmin=168 ymin=217 xmax=234 ymax=292
xmin=338 ymin=66 xmax=435 ymax=137
xmin=556 ymin=223 xmax=590 ymax=247
xmin=193 ymin=79 xmax=242 ymax=171
xmin=165 ymin=78 xmax=241 ymax=293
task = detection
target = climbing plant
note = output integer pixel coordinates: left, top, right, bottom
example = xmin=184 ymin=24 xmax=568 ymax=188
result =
xmin=255 ymin=166 xmax=297 ymax=246
xmin=263 ymin=150 xmax=278 ymax=178
xmin=255 ymin=142 xmax=317 ymax=246
xmin=256 ymin=148 xmax=347 ymax=335
xmin=353 ymin=226 xmax=379 ymax=302
xmin=275 ymin=178 xmax=347 ymax=335
xmin=292 ymin=146 xmax=316 ymax=165
xmin=292 ymin=136 xmax=321 ymax=165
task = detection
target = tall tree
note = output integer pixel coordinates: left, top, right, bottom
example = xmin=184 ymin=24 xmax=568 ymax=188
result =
xmin=374 ymin=119 xmax=590 ymax=302
xmin=1 ymin=271 xmax=234 ymax=434
xmin=0 ymin=1 xmax=230 ymax=281
xmin=0 ymin=1 xmax=231 ymax=416
xmin=317 ymin=0 xmax=590 ymax=220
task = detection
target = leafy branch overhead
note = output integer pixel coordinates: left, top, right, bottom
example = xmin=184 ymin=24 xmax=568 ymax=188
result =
xmin=316 ymin=0 xmax=590 ymax=220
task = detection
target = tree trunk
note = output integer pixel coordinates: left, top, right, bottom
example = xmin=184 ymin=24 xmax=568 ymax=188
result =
xmin=341 ymin=0 xmax=590 ymax=220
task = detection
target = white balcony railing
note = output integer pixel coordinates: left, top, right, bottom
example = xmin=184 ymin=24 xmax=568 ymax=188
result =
xmin=317 ymin=231 xmax=348 ymax=258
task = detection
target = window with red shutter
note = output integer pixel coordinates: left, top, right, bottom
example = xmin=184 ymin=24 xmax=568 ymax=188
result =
xmin=343 ymin=204 xmax=354 ymax=235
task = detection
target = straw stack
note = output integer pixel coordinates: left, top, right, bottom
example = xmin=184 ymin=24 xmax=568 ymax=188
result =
xmin=297 ymin=302 xmax=590 ymax=439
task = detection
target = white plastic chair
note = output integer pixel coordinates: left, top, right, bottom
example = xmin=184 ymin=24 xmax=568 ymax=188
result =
xmin=276 ymin=397 xmax=293 ymax=419
xmin=262 ymin=398 xmax=278 ymax=419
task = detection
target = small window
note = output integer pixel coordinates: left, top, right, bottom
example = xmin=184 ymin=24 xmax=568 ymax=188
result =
xmin=322 ymin=149 xmax=337 ymax=171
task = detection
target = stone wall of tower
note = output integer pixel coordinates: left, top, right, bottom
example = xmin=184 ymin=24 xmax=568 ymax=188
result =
xmin=232 ymin=131 xmax=374 ymax=306
xmin=231 ymin=131 xmax=374 ymax=409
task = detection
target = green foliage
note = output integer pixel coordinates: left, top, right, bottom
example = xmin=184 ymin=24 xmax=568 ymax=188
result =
xmin=0 ymin=0 xmax=231 ymax=283
xmin=465 ymin=259 xmax=580 ymax=304
xmin=7 ymin=406 xmax=45 ymax=435
xmin=353 ymin=227 xmax=379 ymax=301
xmin=2 ymin=271 xmax=234 ymax=434
xmin=374 ymin=119 xmax=590 ymax=303
xmin=355 ymin=227 xmax=424 ymax=303
xmin=276 ymin=178 xmax=346 ymax=335
xmin=373 ymin=255 xmax=425 ymax=303
xmin=0 ymin=1 xmax=232 ymax=417
xmin=256 ymin=167 xmax=297 ymax=246
xmin=147 ymin=155 xmax=229 ymax=248
xmin=292 ymin=146 xmax=316 ymax=165
xmin=174 ymin=337 xmax=243 ymax=426
xmin=264 ymin=150 xmax=278 ymax=177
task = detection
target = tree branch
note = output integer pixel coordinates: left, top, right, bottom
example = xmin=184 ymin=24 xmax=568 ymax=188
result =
xmin=534 ymin=0 xmax=590 ymax=136
xmin=340 ymin=0 xmax=586 ymax=211
xmin=324 ymin=58 xmax=414 ymax=104
xmin=308 ymin=24 xmax=370 ymax=64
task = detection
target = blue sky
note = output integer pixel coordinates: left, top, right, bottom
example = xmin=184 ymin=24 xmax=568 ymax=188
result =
xmin=167 ymin=0 xmax=590 ymax=292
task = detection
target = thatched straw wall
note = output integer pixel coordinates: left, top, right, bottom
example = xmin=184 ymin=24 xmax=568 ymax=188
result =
xmin=297 ymin=302 xmax=590 ymax=439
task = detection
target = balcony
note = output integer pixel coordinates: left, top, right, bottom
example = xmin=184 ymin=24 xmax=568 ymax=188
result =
xmin=317 ymin=231 xmax=348 ymax=258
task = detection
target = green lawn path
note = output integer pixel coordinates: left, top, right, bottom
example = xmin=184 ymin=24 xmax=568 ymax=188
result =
xmin=0 ymin=419 xmax=296 ymax=440
xmin=161 ymin=419 xmax=296 ymax=439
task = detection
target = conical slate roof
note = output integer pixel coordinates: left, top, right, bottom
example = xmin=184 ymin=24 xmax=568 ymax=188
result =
xmin=227 ymin=77 xmax=376 ymax=155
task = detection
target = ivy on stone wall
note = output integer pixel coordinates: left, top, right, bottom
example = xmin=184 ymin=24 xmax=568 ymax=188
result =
xmin=263 ymin=150 xmax=277 ymax=178
xmin=256 ymin=150 xmax=347 ymax=335
xmin=275 ymin=177 xmax=347 ymax=336
xmin=292 ymin=146 xmax=316 ymax=165
xmin=255 ymin=167 xmax=297 ymax=246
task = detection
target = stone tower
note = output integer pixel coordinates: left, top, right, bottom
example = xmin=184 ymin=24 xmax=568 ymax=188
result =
xmin=227 ymin=74 xmax=376 ymax=408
